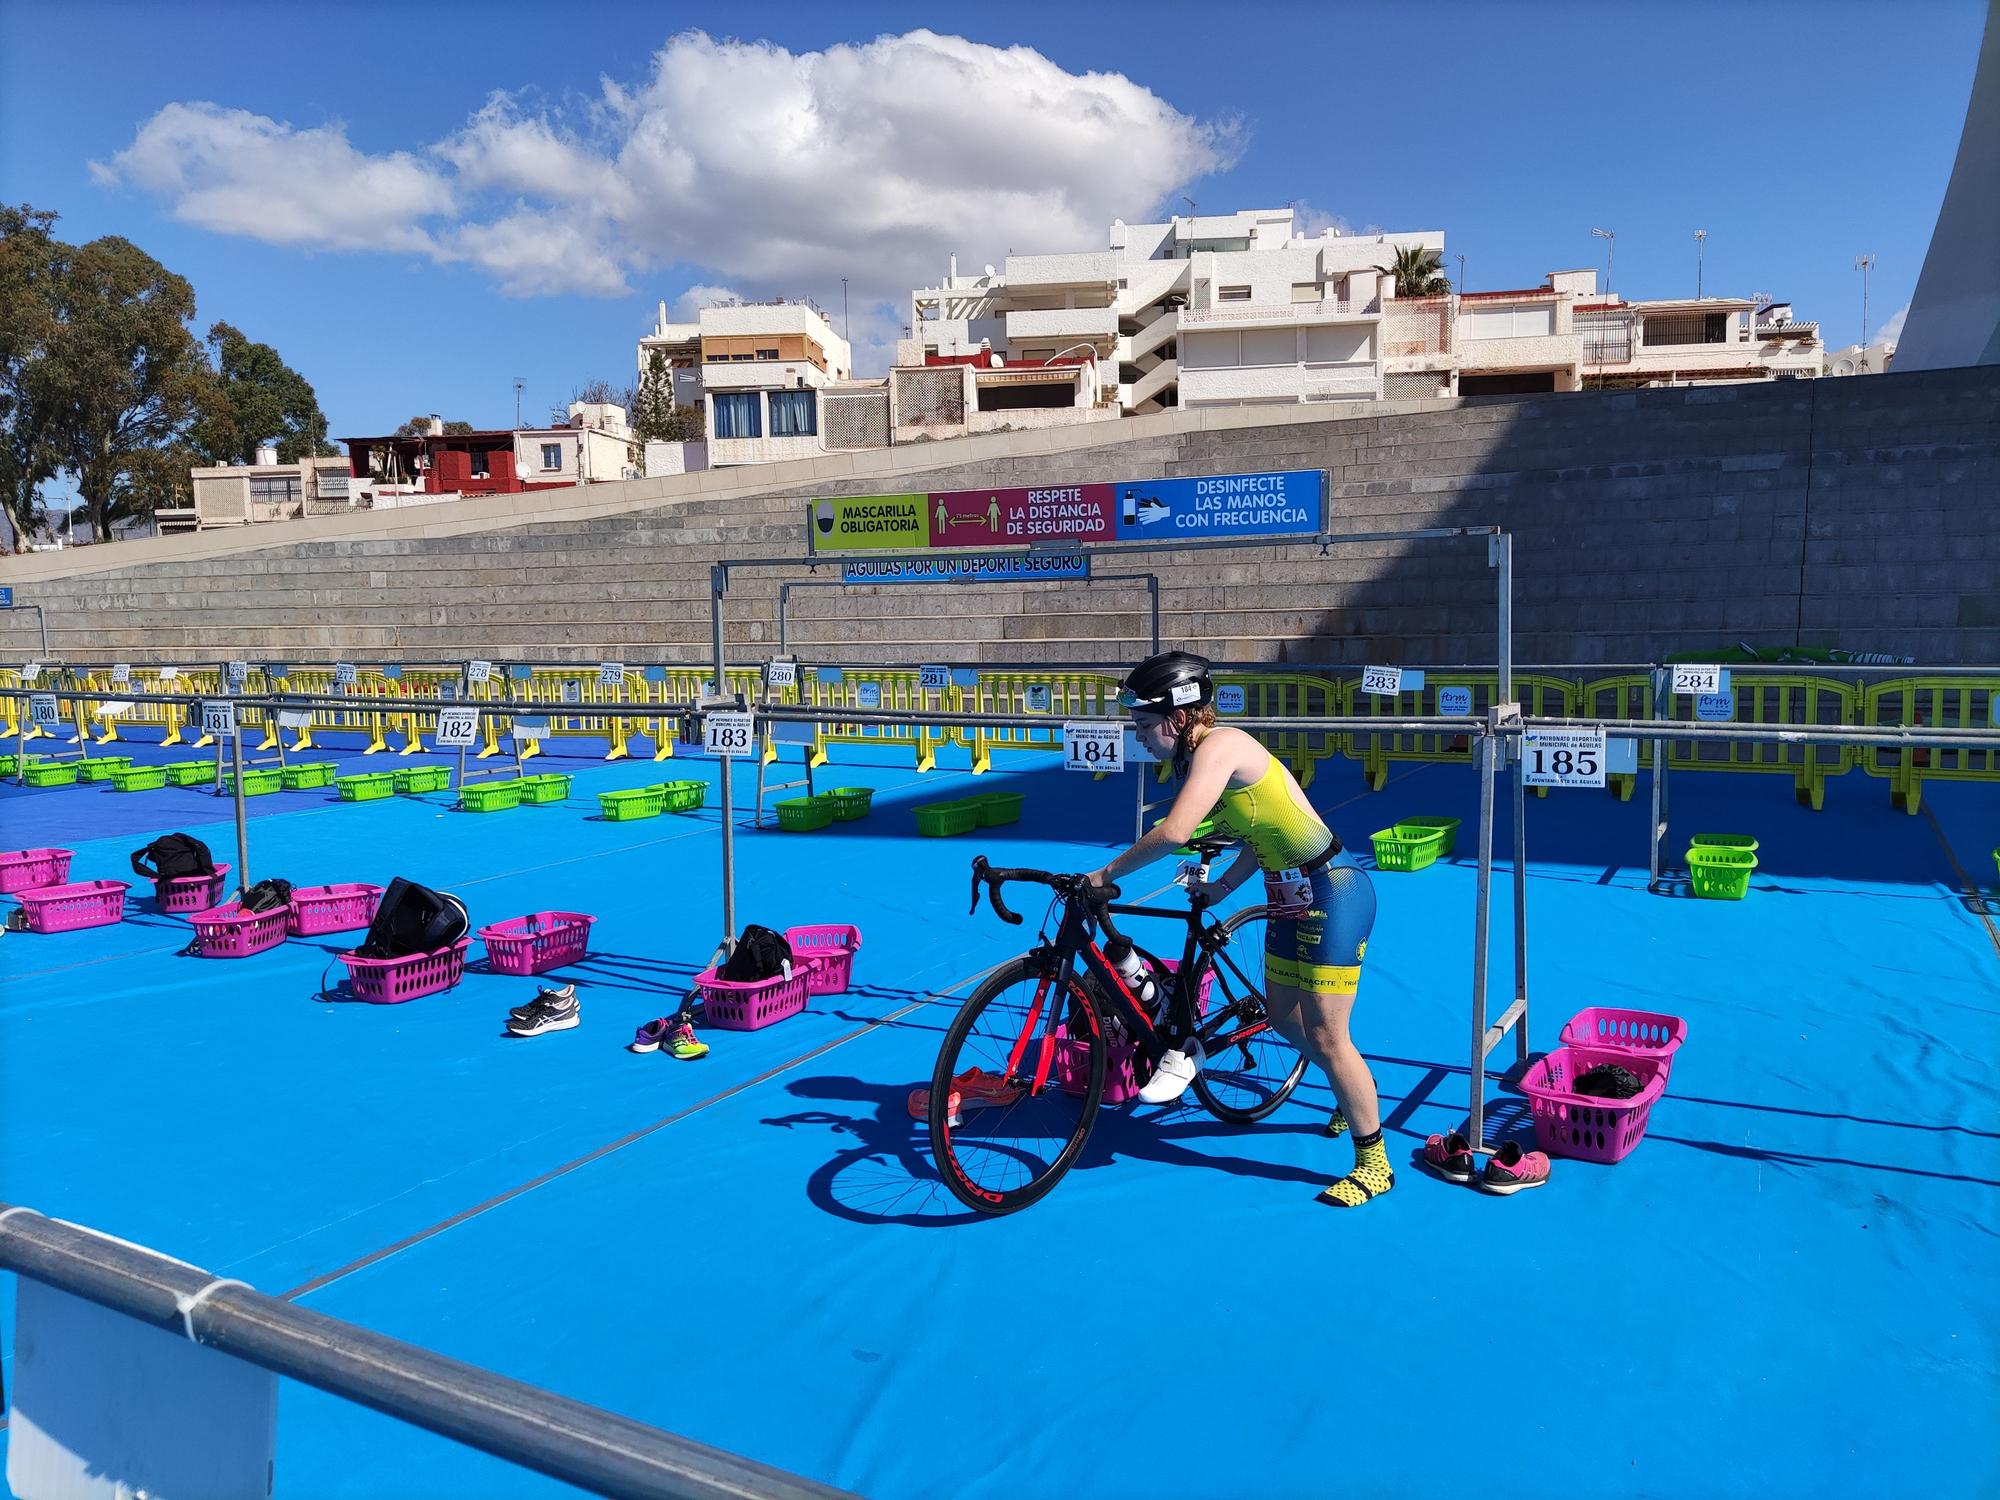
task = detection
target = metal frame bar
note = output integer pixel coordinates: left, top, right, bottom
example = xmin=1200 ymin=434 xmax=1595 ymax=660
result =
xmin=778 ymin=572 xmax=1163 ymax=657
xmin=0 ymin=1203 xmax=857 ymax=1500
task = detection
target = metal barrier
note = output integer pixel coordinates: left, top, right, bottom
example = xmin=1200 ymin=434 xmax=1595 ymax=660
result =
xmin=1859 ymin=674 xmax=2000 ymax=813
xmin=0 ymin=1203 xmax=858 ymax=1500
xmin=1666 ymin=673 xmax=1856 ymax=811
xmin=1349 ymin=672 xmax=1578 ymax=793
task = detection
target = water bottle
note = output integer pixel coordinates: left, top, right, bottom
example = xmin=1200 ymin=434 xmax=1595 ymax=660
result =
xmin=1105 ymin=937 xmax=1157 ymax=1010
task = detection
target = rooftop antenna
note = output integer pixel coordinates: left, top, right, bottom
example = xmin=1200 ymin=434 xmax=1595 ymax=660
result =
xmin=513 ymin=377 xmax=525 ymax=431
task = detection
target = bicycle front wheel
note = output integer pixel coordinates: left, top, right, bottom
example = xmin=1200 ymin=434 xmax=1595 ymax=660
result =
xmin=1189 ymin=905 xmax=1309 ymax=1124
xmin=929 ymin=955 xmax=1105 ymax=1215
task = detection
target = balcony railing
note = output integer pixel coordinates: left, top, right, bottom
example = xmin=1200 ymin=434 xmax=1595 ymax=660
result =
xmin=1582 ymin=337 xmax=1634 ymax=363
xmin=1181 ymin=298 xmax=1358 ymax=327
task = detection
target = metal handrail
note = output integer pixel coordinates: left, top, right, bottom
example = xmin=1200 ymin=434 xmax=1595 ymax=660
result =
xmin=0 ymin=1204 xmax=858 ymax=1500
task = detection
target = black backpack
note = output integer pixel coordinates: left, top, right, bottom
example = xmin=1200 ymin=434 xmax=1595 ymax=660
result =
xmin=131 ymin=833 xmax=216 ymax=884
xmin=240 ymin=878 xmax=295 ymax=914
xmin=353 ymin=877 xmax=469 ymax=959
xmin=720 ymin=924 xmax=793 ymax=983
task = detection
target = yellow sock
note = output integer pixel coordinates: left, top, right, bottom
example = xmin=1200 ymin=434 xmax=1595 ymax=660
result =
xmin=1320 ymin=1128 xmax=1394 ymax=1208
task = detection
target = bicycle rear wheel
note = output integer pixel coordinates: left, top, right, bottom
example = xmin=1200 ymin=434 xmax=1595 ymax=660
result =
xmin=929 ymin=954 xmax=1105 ymax=1215
xmin=1189 ymin=905 xmax=1308 ymax=1124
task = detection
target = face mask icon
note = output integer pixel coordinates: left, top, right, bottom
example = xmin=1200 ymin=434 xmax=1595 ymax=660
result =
xmin=815 ymin=500 xmax=836 ymax=536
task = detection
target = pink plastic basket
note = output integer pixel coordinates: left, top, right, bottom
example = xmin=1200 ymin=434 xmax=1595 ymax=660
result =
xmin=189 ymin=902 xmax=291 ymax=958
xmin=338 ymin=938 xmax=471 ymax=1004
xmin=154 ymin=864 xmax=230 ymax=914
xmin=1518 ymin=1045 xmax=1669 ymax=1164
xmin=287 ymin=883 xmax=384 ymax=937
xmin=16 ymin=880 xmax=130 ymax=934
xmin=477 ymin=911 xmax=595 ymax=976
xmin=1054 ymin=959 xmax=1215 ymax=1104
xmin=0 ymin=848 xmax=74 ymax=895
xmin=1558 ymin=1006 xmax=1688 ymax=1081
xmin=785 ymin=923 xmax=862 ymax=995
xmin=697 ymin=964 xmax=813 ymax=1031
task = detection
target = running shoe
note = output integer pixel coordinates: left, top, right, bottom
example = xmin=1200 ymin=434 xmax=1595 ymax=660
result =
xmin=1476 ymin=1140 xmax=1551 ymax=1196
xmin=666 ymin=1021 xmax=710 ymax=1060
xmin=1135 ymin=1041 xmax=1205 ymax=1105
xmin=630 ymin=1016 xmax=672 ymax=1053
xmin=509 ymin=983 xmax=575 ymax=1021
xmin=1421 ymin=1130 xmax=1476 ymax=1184
xmin=905 ymin=1068 xmax=1021 ymax=1128
xmin=507 ymin=990 xmax=579 ymax=1037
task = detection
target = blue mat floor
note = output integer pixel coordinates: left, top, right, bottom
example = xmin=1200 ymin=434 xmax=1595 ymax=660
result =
xmin=2 ymin=733 xmax=1996 ymax=1499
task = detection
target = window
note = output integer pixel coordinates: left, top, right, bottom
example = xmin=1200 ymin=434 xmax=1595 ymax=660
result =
xmin=469 ymin=449 xmax=490 ymax=478
xmin=248 ymin=476 xmax=301 ymax=505
xmin=1643 ymin=312 xmax=1729 ymax=347
xmin=540 ymin=443 xmax=563 ymax=471
xmin=712 ymin=392 xmax=762 ymax=439
xmin=1292 ymin=283 xmax=1322 ymax=303
xmin=1462 ymin=306 xmax=1556 ymax=340
xmin=1217 ymin=285 xmax=1252 ymax=302
xmin=755 ymin=347 xmax=780 ymax=360
xmin=768 ymin=390 xmax=817 ymax=437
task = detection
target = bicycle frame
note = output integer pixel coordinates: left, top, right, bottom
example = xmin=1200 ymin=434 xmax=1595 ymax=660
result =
xmin=1006 ymin=889 xmax=1274 ymax=1101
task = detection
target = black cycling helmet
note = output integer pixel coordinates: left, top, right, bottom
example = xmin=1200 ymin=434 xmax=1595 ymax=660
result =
xmin=1119 ymin=650 xmax=1214 ymax=713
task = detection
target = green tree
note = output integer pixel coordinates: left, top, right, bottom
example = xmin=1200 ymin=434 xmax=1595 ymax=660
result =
xmin=47 ymin=235 xmax=218 ymax=542
xmin=199 ymin=320 xmax=335 ymax=464
xmin=631 ymin=351 xmax=673 ymax=441
xmin=0 ymin=203 xmax=65 ymax=546
xmin=391 ymin=415 xmax=474 ymax=437
xmin=1376 ymin=244 xmax=1452 ymax=298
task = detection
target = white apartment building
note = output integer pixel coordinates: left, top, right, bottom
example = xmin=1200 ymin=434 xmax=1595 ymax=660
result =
xmin=1571 ymin=279 xmax=1825 ymax=386
xmin=636 ymin=298 xmax=854 ymax=468
xmin=906 ymin=208 xmax=1444 ymax=415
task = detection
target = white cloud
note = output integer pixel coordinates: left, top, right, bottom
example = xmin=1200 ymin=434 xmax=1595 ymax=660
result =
xmin=93 ymin=28 xmax=1236 ymax=320
xmin=92 ymin=101 xmax=453 ymax=252
xmin=673 ymin=284 xmax=742 ymax=320
xmin=1875 ymin=301 xmax=1908 ymax=345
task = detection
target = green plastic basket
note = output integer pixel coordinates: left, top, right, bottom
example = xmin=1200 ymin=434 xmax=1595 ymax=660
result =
xmin=165 ymin=760 xmax=215 ymax=787
xmin=112 ymin=765 xmax=168 ymax=793
xmin=223 ymin=767 xmax=286 ymax=797
xmin=282 ymin=762 xmax=338 ymax=790
xmin=394 ymin=765 xmax=453 ymax=795
xmin=517 ymin=773 xmax=572 ymax=804
xmin=972 ymin=791 xmax=1024 ymax=827
xmin=21 ymin=763 xmax=77 ymax=787
xmin=915 ymin=801 xmax=980 ymax=838
xmin=598 ymin=786 xmax=666 ymax=822
xmin=657 ymin=779 xmax=708 ymax=814
xmin=336 ymin=772 xmax=398 ymax=802
xmin=775 ymin=796 xmax=837 ymax=832
xmin=820 ymin=787 xmax=874 ymax=821
xmin=1398 ymin=815 xmax=1462 ymax=858
xmin=460 ymin=781 xmax=521 ymax=813
xmin=0 ymin=755 xmax=17 ymax=776
xmin=1688 ymin=832 xmax=1759 ymax=854
xmin=1370 ymin=823 xmax=1450 ymax=873
xmin=76 ymin=757 xmax=135 ymax=783
xmin=1687 ymin=845 xmax=1758 ymax=900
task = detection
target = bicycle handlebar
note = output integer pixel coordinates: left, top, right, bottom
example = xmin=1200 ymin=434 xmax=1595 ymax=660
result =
xmin=969 ymin=856 xmax=1120 ymax=928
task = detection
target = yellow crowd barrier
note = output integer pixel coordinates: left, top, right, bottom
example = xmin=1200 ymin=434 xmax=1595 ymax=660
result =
xmin=1859 ymin=675 xmax=2000 ymax=814
xmin=1664 ymin=674 xmax=1855 ymax=811
xmin=1350 ymin=673 xmax=1578 ymax=794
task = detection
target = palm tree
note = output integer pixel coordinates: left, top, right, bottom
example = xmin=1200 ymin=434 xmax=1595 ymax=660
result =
xmin=1376 ymin=245 xmax=1452 ymax=298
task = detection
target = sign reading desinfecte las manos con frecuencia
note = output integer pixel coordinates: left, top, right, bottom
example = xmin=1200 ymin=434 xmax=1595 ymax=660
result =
xmin=807 ymin=469 xmax=1324 ymax=553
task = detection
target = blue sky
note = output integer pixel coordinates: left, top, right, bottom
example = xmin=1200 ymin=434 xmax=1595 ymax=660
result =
xmin=0 ymin=0 xmax=1986 ymax=456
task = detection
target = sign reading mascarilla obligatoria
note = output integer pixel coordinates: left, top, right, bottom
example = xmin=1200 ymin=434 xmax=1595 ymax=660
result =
xmin=810 ymin=494 xmax=929 ymax=551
